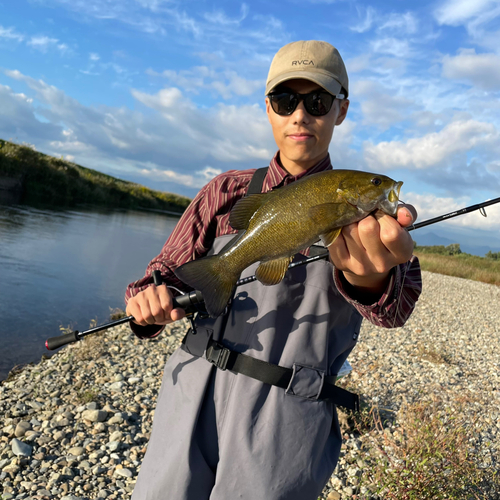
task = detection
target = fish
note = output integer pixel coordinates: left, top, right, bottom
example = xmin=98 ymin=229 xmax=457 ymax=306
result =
xmin=174 ymin=169 xmax=403 ymax=317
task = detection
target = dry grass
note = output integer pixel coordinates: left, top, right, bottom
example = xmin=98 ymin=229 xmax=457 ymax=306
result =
xmin=414 ymin=251 xmax=500 ymax=286
xmin=356 ymin=397 xmax=500 ymax=499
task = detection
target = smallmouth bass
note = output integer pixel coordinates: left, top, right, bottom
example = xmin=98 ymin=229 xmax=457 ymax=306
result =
xmin=175 ymin=170 xmax=403 ymax=317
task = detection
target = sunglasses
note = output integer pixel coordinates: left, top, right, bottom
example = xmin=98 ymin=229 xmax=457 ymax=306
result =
xmin=267 ymin=90 xmax=345 ymax=117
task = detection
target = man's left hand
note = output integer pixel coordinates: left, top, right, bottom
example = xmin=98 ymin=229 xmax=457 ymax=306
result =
xmin=328 ymin=204 xmax=417 ymax=297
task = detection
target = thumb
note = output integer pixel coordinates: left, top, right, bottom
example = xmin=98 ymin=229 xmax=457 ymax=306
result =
xmin=396 ymin=203 xmax=418 ymax=228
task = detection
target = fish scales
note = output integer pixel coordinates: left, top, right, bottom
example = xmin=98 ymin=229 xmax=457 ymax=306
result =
xmin=175 ymin=170 xmax=403 ymax=317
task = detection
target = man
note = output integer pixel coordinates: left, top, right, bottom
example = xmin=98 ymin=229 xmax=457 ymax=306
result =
xmin=125 ymin=40 xmax=422 ymax=500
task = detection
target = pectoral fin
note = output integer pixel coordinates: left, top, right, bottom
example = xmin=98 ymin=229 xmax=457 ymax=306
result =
xmin=308 ymin=203 xmax=353 ymax=225
xmin=320 ymin=228 xmax=342 ymax=247
xmin=255 ymin=256 xmax=293 ymax=285
xmin=229 ymin=194 xmax=266 ymax=230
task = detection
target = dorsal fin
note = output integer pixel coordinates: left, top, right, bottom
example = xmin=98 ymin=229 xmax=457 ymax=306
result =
xmin=229 ymin=194 xmax=266 ymax=230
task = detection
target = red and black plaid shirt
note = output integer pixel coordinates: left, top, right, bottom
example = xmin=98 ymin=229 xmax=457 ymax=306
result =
xmin=126 ymin=152 xmax=422 ymax=333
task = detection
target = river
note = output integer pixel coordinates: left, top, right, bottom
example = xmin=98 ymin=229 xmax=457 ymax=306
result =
xmin=0 ymin=203 xmax=178 ymax=380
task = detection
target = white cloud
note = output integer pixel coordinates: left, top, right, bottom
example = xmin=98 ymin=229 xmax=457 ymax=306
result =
xmin=378 ymin=12 xmax=419 ymax=35
xmin=434 ymin=0 xmax=500 ymax=49
xmin=364 ymin=119 xmax=499 ymax=170
xmin=434 ymin=0 xmax=499 ymax=26
xmin=350 ymin=6 xmax=376 ymax=33
xmin=204 ymin=3 xmax=249 ymax=25
xmin=132 ymin=164 xmax=222 ymax=189
xmin=147 ymin=66 xmax=262 ymax=98
xmin=353 ymin=80 xmax=413 ymax=130
xmin=0 ymin=25 xmax=24 ymax=42
xmin=89 ymin=53 xmax=100 ymax=61
xmin=27 ymin=35 xmax=71 ymax=55
xmin=442 ymin=49 xmax=500 ymax=91
xmin=2 ymin=70 xmax=275 ymax=190
xmin=371 ymin=37 xmax=412 ymax=58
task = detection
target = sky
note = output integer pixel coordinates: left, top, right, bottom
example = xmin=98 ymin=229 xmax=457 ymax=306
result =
xmin=1 ymin=0 xmax=500 ymax=250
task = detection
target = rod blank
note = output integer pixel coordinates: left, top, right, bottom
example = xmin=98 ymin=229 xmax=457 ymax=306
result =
xmin=45 ymin=195 xmax=500 ymax=350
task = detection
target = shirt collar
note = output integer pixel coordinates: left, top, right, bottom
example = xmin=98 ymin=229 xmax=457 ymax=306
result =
xmin=266 ymin=151 xmax=333 ymax=190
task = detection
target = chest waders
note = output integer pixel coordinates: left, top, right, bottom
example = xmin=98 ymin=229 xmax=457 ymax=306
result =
xmin=131 ymin=167 xmax=364 ymax=500
xmin=181 ymin=168 xmax=359 ymax=413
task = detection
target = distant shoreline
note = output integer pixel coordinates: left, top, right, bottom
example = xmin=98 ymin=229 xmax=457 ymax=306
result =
xmin=0 ymin=139 xmax=191 ymax=213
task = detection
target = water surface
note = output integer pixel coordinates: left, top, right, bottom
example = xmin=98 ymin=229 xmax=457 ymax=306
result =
xmin=0 ymin=204 xmax=178 ymax=380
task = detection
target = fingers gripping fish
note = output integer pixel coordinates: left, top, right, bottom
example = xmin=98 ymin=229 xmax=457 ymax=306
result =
xmin=174 ymin=170 xmax=403 ymax=318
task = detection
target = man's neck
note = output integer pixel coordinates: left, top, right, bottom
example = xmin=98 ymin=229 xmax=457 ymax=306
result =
xmin=277 ymin=153 xmax=328 ymax=176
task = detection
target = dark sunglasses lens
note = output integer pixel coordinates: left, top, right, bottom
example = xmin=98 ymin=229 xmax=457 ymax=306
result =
xmin=271 ymin=93 xmax=298 ymax=115
xmin=270 ymin=92 xmax=334 ymax=116
xmin=304 ymin=92 xmax=334 ymax=116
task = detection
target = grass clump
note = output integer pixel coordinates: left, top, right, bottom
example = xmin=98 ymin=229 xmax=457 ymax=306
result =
xmin=358 ymin=398 xmax=500 ymax=499
xmin=0 ymin=139 xmax=191 ymax=211
xmin=76 ymin=387 xmax=99 ymax=404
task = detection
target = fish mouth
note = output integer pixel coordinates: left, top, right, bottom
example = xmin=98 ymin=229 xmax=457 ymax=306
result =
xmin=381 ymin=181 xmax=403 ymax=216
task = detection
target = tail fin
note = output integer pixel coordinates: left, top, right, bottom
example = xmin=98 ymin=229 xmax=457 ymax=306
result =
xmin=174 ymin=255 xmax=239 ymax=318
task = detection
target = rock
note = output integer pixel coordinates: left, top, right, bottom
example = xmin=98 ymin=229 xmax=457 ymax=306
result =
xmin=53 ymin=429 xmax=66 ymax=441
xmin=108 ymin=414 xmax=123 ymax=425
xmin=15 ymin=421 xmax=32 ymax=437
xmin=11 ymin=438 xmax=32 ymax=457
xmin=82 ymin=410 xmax=108 ymax=422
xmin=109 ymin=431 xmax=123 ymax=442
xmin=68 ymin=446 xmax=85 ymax=456
xmin=114 ymin=467 xmax=133 ymax=478
xmin=109 ymin=381 xmax=125 ymax=392
xmin=108 ymin=441 xmax=120 ymax=452
xmin=327 ymin=492 xmax=341 ymax=500
xmin=55 ymin=417 xmax=71 ymax=427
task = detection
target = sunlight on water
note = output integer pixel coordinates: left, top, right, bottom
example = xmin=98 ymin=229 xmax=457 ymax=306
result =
xmin=0 ymin=204 xmax=178 ymax=380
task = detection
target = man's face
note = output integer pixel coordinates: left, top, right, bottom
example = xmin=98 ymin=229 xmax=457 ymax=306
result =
xmin=266 ymin=78 xmax=349 ymax=175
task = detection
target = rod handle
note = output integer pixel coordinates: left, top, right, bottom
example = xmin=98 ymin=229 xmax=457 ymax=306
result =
xmin=152 ymin=270 xmax=205 ymax=314
xmin=45 ymin=331 xmax=81 ymax=351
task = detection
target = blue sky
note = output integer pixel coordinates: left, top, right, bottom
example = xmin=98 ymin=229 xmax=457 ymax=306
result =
xmin=1 ymin=0 xmax=500 ymax=248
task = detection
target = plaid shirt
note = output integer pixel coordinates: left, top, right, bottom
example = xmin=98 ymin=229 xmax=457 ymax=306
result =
xmin=125 ymin=153 xmax=422 ymax=337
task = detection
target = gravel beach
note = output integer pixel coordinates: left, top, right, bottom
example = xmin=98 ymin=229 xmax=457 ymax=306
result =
xmin=1 ymin=270 xmax=499 ymax=499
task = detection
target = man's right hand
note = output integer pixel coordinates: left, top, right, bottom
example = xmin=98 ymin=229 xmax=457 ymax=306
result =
xmin=125 ymin=284 xmax=186 ymax=326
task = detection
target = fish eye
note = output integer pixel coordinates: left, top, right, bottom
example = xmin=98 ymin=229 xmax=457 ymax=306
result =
xmin=371 ymin=177 xmax=382 ymax=186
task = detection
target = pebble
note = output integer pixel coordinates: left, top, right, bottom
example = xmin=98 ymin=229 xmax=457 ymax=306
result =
xmin=0 ymin=273 xmax=498 ymax=499
xmin=11 ymin=438 xmax=32 ymax=457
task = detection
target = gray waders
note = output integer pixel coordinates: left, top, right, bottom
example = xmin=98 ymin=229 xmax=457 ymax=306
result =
xmin=131 ymin=234 xmax=362 ymax=500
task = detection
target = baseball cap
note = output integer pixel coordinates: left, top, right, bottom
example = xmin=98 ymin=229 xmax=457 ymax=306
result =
xmin=265 ymin=40 xmax=349 ymax=97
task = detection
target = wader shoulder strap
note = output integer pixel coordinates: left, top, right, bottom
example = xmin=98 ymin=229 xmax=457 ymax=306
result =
xmin=247 ymin=166 xmax=268 ymax=195
xmin=217 ymin=166 xmax=269 ymax=255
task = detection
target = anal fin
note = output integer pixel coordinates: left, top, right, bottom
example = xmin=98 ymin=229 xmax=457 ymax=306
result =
xmin=255 ymin=256 xmax=293 ymax=286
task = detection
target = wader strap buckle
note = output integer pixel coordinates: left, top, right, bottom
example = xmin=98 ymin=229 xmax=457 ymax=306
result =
xmin=206 ymin=341 xmax=231 ymax=370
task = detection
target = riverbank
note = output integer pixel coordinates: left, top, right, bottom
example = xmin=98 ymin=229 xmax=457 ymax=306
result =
xmin=0 ymin=140 xmax=191 ymax=212
xmin=1 ymin=271 xmax=499 ymax=499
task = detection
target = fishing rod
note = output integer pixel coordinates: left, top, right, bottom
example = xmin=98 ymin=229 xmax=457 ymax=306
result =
xmin=45 ymin=195 xmax=500 ymax=351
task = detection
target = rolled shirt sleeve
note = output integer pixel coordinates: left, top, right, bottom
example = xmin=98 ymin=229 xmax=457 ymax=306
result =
xmin=334 ymin=255 xmax=422 ymax=328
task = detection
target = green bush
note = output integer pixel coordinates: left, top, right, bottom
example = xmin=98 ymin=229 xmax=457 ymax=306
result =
xmin=0 ymin=139 xmax=191 ymax=211
xmin=486 ymin=251 xmax=500 ymax=260
xmin=414 ymin=243 xmax=462 ymax=255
